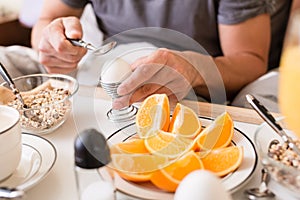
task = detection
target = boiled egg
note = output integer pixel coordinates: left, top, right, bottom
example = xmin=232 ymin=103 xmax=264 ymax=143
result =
xmin=174 ymin=170 xmax=232 ymax=200
xmin=101 ymin=58 xmax=132 ymax=83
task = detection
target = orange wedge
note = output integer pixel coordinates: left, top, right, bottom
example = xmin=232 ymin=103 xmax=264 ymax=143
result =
xmin=113 ymin=138 xmax=149 ymax=154
xmin=199 ymin=146 xmax=243 ymax=177
xmin=111 ymin=153 xmax=170 ymax=174
xmin=196 ymin=112 xmax=233 ymax=150
xmin=144 ymin=129 xmax=194 ymax=159
xmin=150 ymin=151 xmax=203 ymax=192
xmin=116 ymin=171 xmax=152 ymax=182
xmin=168 ymin=103 xmax=202 ymax=138
xmin=136 ymin=94 xmax=170 ymax=138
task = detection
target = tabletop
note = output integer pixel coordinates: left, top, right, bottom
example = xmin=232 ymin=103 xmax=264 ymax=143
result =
xmin=23 ymin=85 xmax=294 ymax=200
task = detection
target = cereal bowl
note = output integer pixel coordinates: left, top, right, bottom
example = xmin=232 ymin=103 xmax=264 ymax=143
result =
xmin=254 ymin=119 xmax=300 ymax=198
xmin=0 ymin=74 xmax=79 ymax=135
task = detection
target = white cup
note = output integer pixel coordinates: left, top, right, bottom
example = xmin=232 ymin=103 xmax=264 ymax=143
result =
xmin=0 ymin=105 xmax=22 ymax=181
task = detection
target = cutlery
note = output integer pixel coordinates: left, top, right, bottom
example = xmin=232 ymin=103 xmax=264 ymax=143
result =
xmin=0 ymin=187 xmax=24 ymax=199
xmin=244 ymin=168 xmax=275 ymax=199
xmin=67 ymin=38 xmax=117 ymax=55
xmin=246 ymin=94 xmax=300 ymax=156
xmin=0 ymin=62 xmax=27 ymax=108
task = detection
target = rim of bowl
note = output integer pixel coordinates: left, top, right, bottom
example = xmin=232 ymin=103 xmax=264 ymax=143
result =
xmin=0 ymin=74 xmax=79 ymax=111
xmin=254 ymin=121 xmax=300 ymax=176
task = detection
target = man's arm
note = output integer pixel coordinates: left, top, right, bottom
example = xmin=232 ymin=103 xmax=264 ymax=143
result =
xmin=31 ymin=0 xmax=87 ymax=73
xmin=211 ymin=13 xmax=270 ymax=99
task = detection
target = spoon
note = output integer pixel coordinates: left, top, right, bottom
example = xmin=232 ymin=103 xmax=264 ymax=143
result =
xmin=246 ymin=94 xmax=300 ymax=156
xmin=67 ymin=38 xmax=117 ymax=55
xmin=0 ymin=62 xmax=27 ymax=108
xmin=0 ymin=187 xmax=24 ymax=199
xmin=244 ymin=168 xmax=275 ymax=199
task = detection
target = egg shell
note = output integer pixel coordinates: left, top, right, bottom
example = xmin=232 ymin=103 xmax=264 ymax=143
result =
xmin=174 ymin=170 xmax=232 ymax=200
xmin=101 ymin=58 xmax=132 ymax=83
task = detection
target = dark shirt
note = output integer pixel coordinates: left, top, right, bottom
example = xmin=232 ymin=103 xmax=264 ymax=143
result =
xmin=62 ymin=0 xmax=292 ymax=70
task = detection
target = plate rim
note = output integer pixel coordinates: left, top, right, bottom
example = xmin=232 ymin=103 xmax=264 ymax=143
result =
xmin=0 ymin=133 xmax=57 ymax=191
xmin=105 ymin=116 xmax=258 ymax=199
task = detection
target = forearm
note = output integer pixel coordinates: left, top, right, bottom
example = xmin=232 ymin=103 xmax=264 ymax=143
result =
xmin=176 ymin=51 xmax=267 ymax=102
xmin=213 ymin=54 xmax=267 ymax=99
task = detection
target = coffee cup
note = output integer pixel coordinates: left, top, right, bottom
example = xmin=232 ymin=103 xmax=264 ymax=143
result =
xmin=0 ymin=105 xmax=22 ymax=181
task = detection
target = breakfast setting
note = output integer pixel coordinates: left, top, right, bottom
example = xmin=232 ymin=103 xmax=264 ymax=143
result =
xmin=1 ymin=0 xmax=300 ymax=200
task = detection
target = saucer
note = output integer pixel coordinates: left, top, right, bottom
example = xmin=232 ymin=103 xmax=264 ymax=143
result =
xmin=0 ymin=133 xmax=57 ymax=191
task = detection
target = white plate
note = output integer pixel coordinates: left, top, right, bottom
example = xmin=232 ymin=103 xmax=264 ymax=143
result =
xmin=0 ymin=133 xmax=57 ymax=191
xmin=102 ymin=117 xmax=258 ymax=200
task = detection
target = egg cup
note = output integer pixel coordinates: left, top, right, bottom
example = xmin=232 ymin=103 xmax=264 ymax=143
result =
xmin=99 ymin=80 xmax=138 ymax=122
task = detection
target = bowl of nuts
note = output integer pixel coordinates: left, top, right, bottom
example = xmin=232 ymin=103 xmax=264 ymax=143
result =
xmin=254 ymin=119 xmax=300 ymax=198
xmin=0 ymin=74 xmax=79 ymax=135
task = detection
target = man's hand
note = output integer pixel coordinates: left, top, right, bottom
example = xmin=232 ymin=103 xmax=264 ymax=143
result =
xmin=37 ymin=16 xmax=87 ymax=74
xmin=113 ymin=48 xmax=202 ymax=109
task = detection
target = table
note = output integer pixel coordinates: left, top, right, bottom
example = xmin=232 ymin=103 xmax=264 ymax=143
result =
xmin=24 ymin=85 xmax=295 ymax=200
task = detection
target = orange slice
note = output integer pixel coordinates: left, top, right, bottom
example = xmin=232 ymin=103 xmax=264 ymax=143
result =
xmin=144 ymin=130 xmax=194 ymax=159
xmin=196 ymin=112 xmax=233 ymax=150
xmin=113 ymin=138 xmax=149 ymax=154
xmin=168 ymin=103 xmax=202 ymax=138
xmin=111 ymin=153 xmax=170 ymax=174
xmin=116 ymin=171 xmax=152 ymax=182
xmin=150 ymin=151 xmax=204 ymax=192
xmin=136 ymin=94 xmax=170 ymax=138
xmin=199 ymin=146 xmax=243 ymax=177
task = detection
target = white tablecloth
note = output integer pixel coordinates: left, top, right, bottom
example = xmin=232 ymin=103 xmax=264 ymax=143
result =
xmin=24 ymin=85 xmax=297 ymax=200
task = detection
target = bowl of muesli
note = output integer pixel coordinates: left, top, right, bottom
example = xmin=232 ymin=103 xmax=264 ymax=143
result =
xmin=254 ymin=119 xmax=300 ymax=198
xmin=0 ymin=74 xmax=79 ymax=135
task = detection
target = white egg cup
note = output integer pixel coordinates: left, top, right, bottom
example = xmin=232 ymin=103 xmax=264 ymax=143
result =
xmin=99 ymin=80 xmax=138 ymax=122
xmin=99 ymin=58 xmax=138 ymax=122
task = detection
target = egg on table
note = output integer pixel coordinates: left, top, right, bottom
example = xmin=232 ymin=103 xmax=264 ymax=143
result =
xmin=101 ymin=58 xmax=132 ymax=84
xmin=174 ymin=170 xmax=233 ymax=200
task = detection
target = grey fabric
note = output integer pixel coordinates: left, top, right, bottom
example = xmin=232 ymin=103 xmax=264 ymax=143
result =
xmin=0 ymin=46 xmax=43 ymax=83
xmin=61 ymin=0 xmax=291 ymax=70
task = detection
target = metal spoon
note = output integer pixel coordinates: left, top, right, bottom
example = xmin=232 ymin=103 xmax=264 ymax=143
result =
xmin=0 ymin=62 xmax=27 ymax=108
xmin=246 ymin=94 xmax=300 ymax=156
xmin=244 ymin=168 xmax=275 ymax=199
xmin=67 ymin=38 xmax=117 ymax=55
xmin=0 ymin=187 xmax=24 ymax=199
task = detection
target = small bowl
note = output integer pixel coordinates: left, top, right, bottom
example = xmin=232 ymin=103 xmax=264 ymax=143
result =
xmin=254 ymin=119 xmax=300 ymax=198
xmin=0 ymin=74 xmax=79 ymax=135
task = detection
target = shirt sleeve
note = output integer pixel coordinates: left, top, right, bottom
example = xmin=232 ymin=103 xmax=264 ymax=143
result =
xmin=218 ymin=0 xmax=277 ymax=24
xmin=61 ymin=0 xmax=89 ymax=9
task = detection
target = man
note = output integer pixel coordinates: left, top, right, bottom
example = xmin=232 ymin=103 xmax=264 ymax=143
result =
xmin=31 ymin=0 xmax=291 ymax=109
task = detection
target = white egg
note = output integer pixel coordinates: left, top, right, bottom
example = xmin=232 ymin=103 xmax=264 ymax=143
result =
xmin=81 ymin=181 xmax=115 ymax=200
xmin=174 ymin=170 xmax=232 ymax=200
xmin=101 ymin=58 xmax=132 ymax=83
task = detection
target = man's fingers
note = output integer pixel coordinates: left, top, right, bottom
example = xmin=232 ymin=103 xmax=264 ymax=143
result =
xmin=62 ymin=17 xmax=83 ymax=39
xmin=117 ymin=63 xmax=163 ymax=96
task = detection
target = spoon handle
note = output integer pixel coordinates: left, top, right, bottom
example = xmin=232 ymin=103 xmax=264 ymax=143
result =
xmin=0 ymin=62 xmax=14 ymax=85
xmin=0 ymin=187 xmax=24 ymax=199
xmin=246 ymin=94 xmax=300 ymax=155
xmin=66 ymin=38 xmax=97 ymax=51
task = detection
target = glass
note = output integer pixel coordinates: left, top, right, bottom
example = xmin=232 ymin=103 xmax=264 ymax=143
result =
xmin=254 ymin=119 xmax=300 ymax=198
xmin=0 ymin=74 xmax=79 ymax=135
xmin=279 ymin=10 xmax=300 ymax=137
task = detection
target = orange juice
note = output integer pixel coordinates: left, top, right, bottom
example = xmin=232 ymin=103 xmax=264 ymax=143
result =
xmin=279 ymin=46 xmax=300 ymax=137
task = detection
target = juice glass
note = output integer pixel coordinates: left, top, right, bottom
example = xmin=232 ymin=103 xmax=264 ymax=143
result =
xmin=279 ymin=11 xmax=300 ymax=137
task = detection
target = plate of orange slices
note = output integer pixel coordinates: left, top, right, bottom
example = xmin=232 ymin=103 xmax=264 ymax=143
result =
xmin=102 ymin=94 xmax=257 ymax=199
